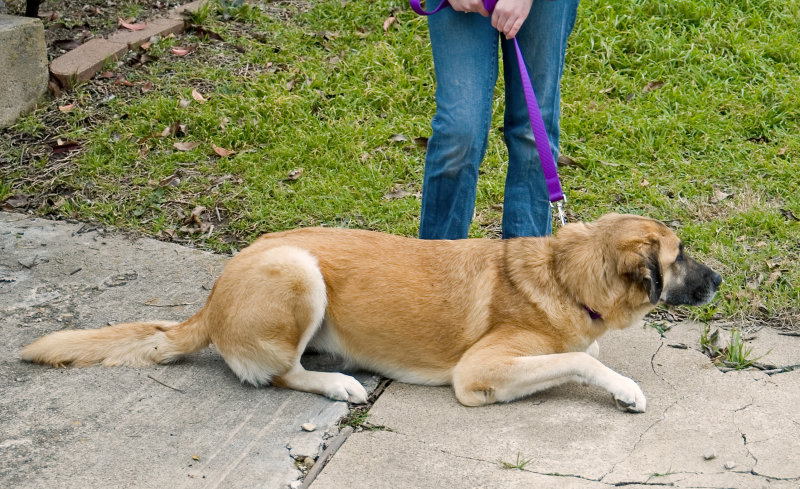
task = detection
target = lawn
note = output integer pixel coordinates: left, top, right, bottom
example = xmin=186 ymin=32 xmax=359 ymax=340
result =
xmin=1 ymin=0 xmax=798 ymax=327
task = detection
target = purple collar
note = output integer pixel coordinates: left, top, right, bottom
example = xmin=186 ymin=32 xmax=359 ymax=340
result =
xmin=584 ymin=306 xmax=602 ymax=320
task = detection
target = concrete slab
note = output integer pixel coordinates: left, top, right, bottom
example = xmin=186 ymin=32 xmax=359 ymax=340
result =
xmin=0 ymin=14 xmax=49 ymax=128
xmin=0 ymin=212 xmax=378 ymax=488
xmin=314 ymin=323 xmax=800 ymax=488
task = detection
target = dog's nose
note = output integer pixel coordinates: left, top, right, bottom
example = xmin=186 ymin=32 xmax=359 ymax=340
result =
xmin=711 ymin=271 xmax=722 ymax=288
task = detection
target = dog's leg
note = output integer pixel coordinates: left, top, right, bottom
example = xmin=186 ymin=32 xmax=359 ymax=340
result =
xmin=273 ymin=363 xmax=368 ymax=403
xmin=453 ymin=336 xmax=645 ymax=412
xmin=586 ymin=340 xmax=599 ymax=358
xmin=210 ymin=246 xmax=367 ymax=403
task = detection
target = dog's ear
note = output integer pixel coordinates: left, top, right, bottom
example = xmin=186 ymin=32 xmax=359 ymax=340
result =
xmin=617 ymin=238 xmax=663 ymax=305
xmin=643 ymin=250 xmax=663 ymax=305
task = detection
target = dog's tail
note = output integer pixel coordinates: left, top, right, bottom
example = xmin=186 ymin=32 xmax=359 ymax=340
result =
xmin=21 ymin=314 xmax=209 ymax=367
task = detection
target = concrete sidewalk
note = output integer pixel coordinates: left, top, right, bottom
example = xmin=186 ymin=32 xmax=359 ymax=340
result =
xmin=2 ymin=212 xmax=799 ymax=489
xmin=0 ymin=212 xmax=377 ymax=488
xmin=313 ymin=322 xmax=800 ymax=488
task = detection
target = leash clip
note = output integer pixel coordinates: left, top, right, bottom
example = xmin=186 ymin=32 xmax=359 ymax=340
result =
xmin=551 ymin=195 xmax=567 ymax=227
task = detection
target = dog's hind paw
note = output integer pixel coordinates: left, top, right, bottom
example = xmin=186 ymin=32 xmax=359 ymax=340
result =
xmin=611 ymin=377 xmax=646 ymax=413
xmin=324 ymin=373 xmax=368 ymax=404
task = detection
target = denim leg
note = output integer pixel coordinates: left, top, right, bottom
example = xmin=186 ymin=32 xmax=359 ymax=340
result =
xmin=500 ymin=0 xmax=580 ymax=238
xmin=419 ymin=10 xmax=499 ymax=240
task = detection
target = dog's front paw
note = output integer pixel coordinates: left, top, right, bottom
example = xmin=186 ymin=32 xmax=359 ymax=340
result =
xmin=324 ymin=373 xmax=368 ymax=404
xmin=610 ymin=376 xmax=646 ymax=413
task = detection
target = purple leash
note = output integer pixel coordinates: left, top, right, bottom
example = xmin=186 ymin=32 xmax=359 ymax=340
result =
xmin=410 ymin=0 xmax=567 ymax=225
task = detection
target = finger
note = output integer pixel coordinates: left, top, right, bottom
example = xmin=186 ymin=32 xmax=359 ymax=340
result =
xmin=505 ymin=18 xmax=524 ymax=39
xmin=477 ymin=6 xmax=490 ymax=16
xmin=491 ymin=11 xmax=506 ymax=31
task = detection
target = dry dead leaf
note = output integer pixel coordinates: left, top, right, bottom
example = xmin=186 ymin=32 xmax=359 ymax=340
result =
xmin=52 ymin=141 xmax=80 ymax=154
xmin=191 ymin=89 xmax=206 ymax=103
xmin=173 ymin=141 xmax=200 ymax=151
xmin=1 ymin=194 xmax=30 ymax=211
xmin=383 ymin=187 xmax=411 ymax=200
xmin=212 ymin=144 xmax=235 ymax=157
xmin=191 ymin=455 xmax=200 ymax=461
xmin=557 ymin=154 xmax=581 ymax=168
xmin=171 ymin=46 xmax=190 ymax=56
xmin=158 ymin=173 xmax=180 ymax=187
xmin=764 ymin=270 xmax=782 ymax=288
xmin=99 ymin=71 xmax=115 ymax=79
xmin=286 ymin=79 xmax=297 ymax=91
xmin=640 ymin=179 xmax=650 ymax=187
xmin=118 ymin=17 xmax=147 ymax=31
xmin=138 ymin=145 xmax=150 ymax=158
xmin=178 ymin=99 xmax=191 ymax=109
xmin=285 ymin=168 xmax=304 ymax=181
xmin=711 ymin=189 xmax=733 ymax=203
xmin=780 ymin=208 xmax=799 ymax=221
xmin=114 ymin=75 xmax=134 ymax=87
xmin=140 ymin=41 xmax=151 ymax=50
xmin=383 ymin=16 xmax=396 ymax=31
xmin=48 ymin=79 xmax=62 ymax=98
xmin=58 ymin=103 xmax=75 ymax=113
xmin=189 ymin=206 xmax=206 ymax=225
xmin=389 ymin=134 xmax=408 ymax=143
xmin=777 ymin=146 xmax=788 ymax=156
xmin=643 ymin=80 xmax=665 ymax=93
xmin=141 ymin=81 xmax=154 ymax=93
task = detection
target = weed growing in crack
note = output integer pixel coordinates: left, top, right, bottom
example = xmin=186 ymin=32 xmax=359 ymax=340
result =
xmin=499 ymin=452 xmax=533 ymax=470
xmin=700 ymin=324 xmax=718 ymax=357
xmin=648 ymin=321 xmax=671 ymax=336
xmin=722 ymin=328 xmax=758 ymax=370
xmin=338 ymin=406 xmax=392 ymax=432
xmin=339 ymin=407 xmax=369 ymax=429
xmin=648 ymin=467 xmax=676 ymax=479
xmin=700 ymin=325 xmax=767 ymax=370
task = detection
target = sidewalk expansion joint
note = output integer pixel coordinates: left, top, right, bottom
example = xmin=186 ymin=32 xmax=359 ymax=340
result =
xmin=298 ymin=377 xmax=392 ymax=488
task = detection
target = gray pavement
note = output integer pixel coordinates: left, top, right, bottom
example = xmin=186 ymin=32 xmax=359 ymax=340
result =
xmin=2 ymin=211 xmax=799 ymax=489
xmin=314 ymin=321 xmax=800 ymax=488
xmin=0 ymin=212 xmax=377 ymax=488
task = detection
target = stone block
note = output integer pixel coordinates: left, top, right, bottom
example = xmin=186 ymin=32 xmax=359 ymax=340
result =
xmin=0 ymin=14 xmax=48 ymax=128
xmin=106 ymin=17 xmax=186 ymax=49
xmin=49 ymin=38 xmax=128 ymax=88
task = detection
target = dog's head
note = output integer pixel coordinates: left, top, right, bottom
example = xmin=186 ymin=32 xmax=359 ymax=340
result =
xmin=597 ymin=214 xmax=722 ymax=307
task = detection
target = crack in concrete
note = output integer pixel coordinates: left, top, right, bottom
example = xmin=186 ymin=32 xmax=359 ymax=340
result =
xmin=600 ymin=399 xmax=681 ymax=484
xmin=351 ymin=427 xmax=799 ymax=488
xmin=731 ymin=405 xmax=759 ymax=472
xmin=649 ymin=339 xmax=680 ymax=391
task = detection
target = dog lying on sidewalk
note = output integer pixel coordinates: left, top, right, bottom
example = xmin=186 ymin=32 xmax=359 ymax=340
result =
xmin=22 ymin=213 xmax=721 ymax=412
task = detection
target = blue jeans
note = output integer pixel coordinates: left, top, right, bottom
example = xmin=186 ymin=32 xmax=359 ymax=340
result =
xmin=419 ymin=0 xmax=580 ymax=239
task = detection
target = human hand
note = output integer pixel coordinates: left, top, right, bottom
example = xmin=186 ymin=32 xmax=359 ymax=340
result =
xmin=491 ymin=0 xmax=533 ymax=39
xmin=448 ymin=0 xmax=490 ymax=17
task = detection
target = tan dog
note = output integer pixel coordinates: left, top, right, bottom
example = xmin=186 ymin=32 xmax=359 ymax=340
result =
xmin=22 ymin=214 xmax=721 ymax=412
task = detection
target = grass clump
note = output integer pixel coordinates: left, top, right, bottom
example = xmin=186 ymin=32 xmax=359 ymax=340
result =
xmin=700 ymin=324 xmax=764 ymax=370
xmin=499 ymin=452 xmax=533 ymax=470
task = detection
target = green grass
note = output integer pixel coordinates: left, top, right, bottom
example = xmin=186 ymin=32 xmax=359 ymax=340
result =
xmin=499 ymin=452 xmax=533 ymax=470
xmin=1 ymin=0 xmax=798 ymax=326
xmin=700 ymin=324 xmax=764 ymax=369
